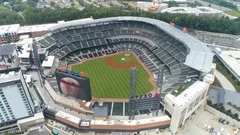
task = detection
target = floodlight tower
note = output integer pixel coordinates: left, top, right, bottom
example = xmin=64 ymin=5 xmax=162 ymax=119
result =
xmin=128 ymin=67 xmax=137 ymax=120
xmin=157 ymin=65 xmax=164 ymax=99
xmin=32 ymin=39 xmax=45 ymax=86
xmin=130 ymin=67 xmax=137 ymax=96
xmin=152 ymin=65 xmax=165 ymax=116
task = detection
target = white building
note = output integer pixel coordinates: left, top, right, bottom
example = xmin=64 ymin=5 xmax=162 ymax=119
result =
xmin=214 ymin=49 xmax=240 ymax=82
xmin=0 ymin=24 xmax=20 ymax=44
xmin=161 ymin=6 xmax=223 ymax=17
xmin=0 ymin=44 xmax=19 ymax=70
xmin=0 ymin=68 xmax=34 ymax=126
xmin=164 ymin=80 xmax=212 ymax=134
xmin=18 ymin=23 xmax=56 ymax=38
xmin=137 ymin=1 xmax=168 ymax=13
xmin=17 ymin=40 xmax=32 ymax=67
xmin=161 ymin=0 xmax=192 ymax=3
xmin=17 ymin=112 xmax=45 ymax=131
xmin=42 ymin=56 xmax=58 ymax=77
xmin=164 ymin=63 xmax=215 ymax=134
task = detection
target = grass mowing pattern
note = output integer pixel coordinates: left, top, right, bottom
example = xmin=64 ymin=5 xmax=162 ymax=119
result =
xmin=72 ymin=52 xmax=154 ymax=98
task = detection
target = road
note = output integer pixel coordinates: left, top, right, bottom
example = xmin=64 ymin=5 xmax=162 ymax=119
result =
xmin=191 ymin=31 xmax=240 ymax=49
xmin=195 ymin=0 xmax=232 ymax=11
xmin=214 ymin=70 xmax=236 ymax=91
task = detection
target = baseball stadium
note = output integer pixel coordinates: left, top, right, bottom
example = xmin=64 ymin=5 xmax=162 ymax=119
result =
xmin=36 ymin=17 xmax=214 ymax=134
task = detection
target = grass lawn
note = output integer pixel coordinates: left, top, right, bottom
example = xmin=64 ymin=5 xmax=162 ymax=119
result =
xmin=224 ymin=10 xmax=240 ymax=17
xmin=172 ymin=81 xmax=192 ymax=97
xmin=228 ymin=102 xmax=240 ymax=112
xmin=71 ymin=52 xmax=154 ymax=98
xmin=212 ymin=77 xmax=223 ymax=88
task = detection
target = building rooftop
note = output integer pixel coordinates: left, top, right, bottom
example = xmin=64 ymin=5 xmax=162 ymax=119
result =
xmin=93 ymin=105 xmax=108 ymax=117
xmin=166 ymin=81 xmax=209 ymax=107
xmin=0 ymin=44 xmax=16 ymax=56
xmin=23 ymin=74 xmax=32 ymax=83
xmin=161 ymin=6 xmax=223 ymax=14
xmin=162 ymin=0 xmax=188 ymax=2
xmin=91 ymin=115 xmax=170 ymax=126
xmin=17 ymin=40 xmax=32 ymax=58
xmin=222 ymin=50 xmax=240 ymax=59
xmin=42 ymin=56 xmax=55 ymax=68
xmin=0 ymin=67 xmax=21 ymax=83
xmin=18 ymin=23 xmax=56 ymax=34
xmin=56 ymin=111 xmax=81 ymax=124
xmin=49 ymin=16 xmax=213 ymax=73
xmin=17 ymin=112 xmax=44 ymax=124
xmin=171 ymin=81 xmax=193 ymax=97
xmin=0 ymin=24 xmax=20 ymax=34
xmin=25 ymin=126 xmax=52 ymax=135
xmin=218 ymin=51 xmax=240 ymax=77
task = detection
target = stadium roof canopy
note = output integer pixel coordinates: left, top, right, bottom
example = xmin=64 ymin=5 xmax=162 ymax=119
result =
xmin=49 ymin=17 xmax=213 ymax=73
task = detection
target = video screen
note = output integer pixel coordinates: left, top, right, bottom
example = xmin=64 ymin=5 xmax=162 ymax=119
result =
xmin=55 ymin=69 xmax=92 ymax=101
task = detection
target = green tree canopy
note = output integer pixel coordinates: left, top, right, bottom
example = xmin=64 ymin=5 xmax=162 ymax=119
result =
xmin=0 ymin=5 xmax=24 ymax=25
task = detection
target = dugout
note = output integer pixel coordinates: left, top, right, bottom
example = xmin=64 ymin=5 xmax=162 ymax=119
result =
xmin=93 ymin=105 xmax=108 ymax=120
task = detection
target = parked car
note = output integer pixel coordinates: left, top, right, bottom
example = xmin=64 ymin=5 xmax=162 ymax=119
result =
xmin=206 ymin=125 xmax=211 ymax=131
xmin=203 ymin=124 xmax=207 ymax=129
xmin=218 ymin=118 xmax=223 ymax=122
xmin=220 ymin=128 xmax=224 ymax=132
xmin=220 ymin=119 xmax=226 ymax=124
xmin=210 ymin=127 xmax=214 ymax=133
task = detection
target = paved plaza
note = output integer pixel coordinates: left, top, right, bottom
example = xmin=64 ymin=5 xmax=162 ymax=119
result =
xmin=178 ymin=108 xmax=237 ymax=135
xmin=214 ymin=70 xmax=236 ymax=91
xmin=209 ymin=87 xmax=240 ymax=117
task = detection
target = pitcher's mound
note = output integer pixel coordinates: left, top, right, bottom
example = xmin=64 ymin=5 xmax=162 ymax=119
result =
xmin=125 ymin=53 xmax=130 ymax=56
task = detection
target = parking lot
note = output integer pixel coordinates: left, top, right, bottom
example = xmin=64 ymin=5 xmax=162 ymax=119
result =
xmin=190 ymin=31 xmax=240 ymax=48
xmin=177 ymin=108 xmax=238 ymax=135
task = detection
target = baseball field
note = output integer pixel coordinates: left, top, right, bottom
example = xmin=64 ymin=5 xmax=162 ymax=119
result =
xmin=71 ymin=52 xmax=154 ymax=98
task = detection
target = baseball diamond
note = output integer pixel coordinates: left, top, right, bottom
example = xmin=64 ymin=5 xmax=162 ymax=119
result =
xmin=69 ymin=52 xmax=155 ymax=98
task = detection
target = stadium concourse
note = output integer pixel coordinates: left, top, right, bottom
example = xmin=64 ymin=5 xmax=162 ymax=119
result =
xmin=35 ymin=16 xmax=214 ymax=134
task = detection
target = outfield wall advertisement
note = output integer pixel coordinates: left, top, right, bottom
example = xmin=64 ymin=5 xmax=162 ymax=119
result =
xmin=55 ymin=69 xmax=92 ymax=101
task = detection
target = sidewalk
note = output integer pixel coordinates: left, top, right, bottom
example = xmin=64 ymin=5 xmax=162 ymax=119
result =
xmin=214 ymin=70 xmax=236 ymax=91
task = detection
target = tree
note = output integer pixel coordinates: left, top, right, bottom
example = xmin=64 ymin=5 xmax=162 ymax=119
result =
xmin=0 ymin=5 xmax=24 ymax=25
xmin=227 ymin=109 xmax=231 ymax=115
xmin=7 ymin=58 xmax=12 ymax=63
xmin=50 ymin=1 xmax=55 ymax=7
xmin=234 ymin=113 xmax=238 ymax=119
xmin=2 ymin=3 xmax=240 ymax=35
xmin=167 ymin=1 xmax=178 ymax=7
xmin=207 ymin=100 xmax=212 ymax=106
xmin=219 ymin=106 xmax=225 ymax=111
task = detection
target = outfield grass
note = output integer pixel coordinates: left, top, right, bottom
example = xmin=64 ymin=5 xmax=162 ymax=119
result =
xmin=71 ymin=52 xmax=154 ymax=98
